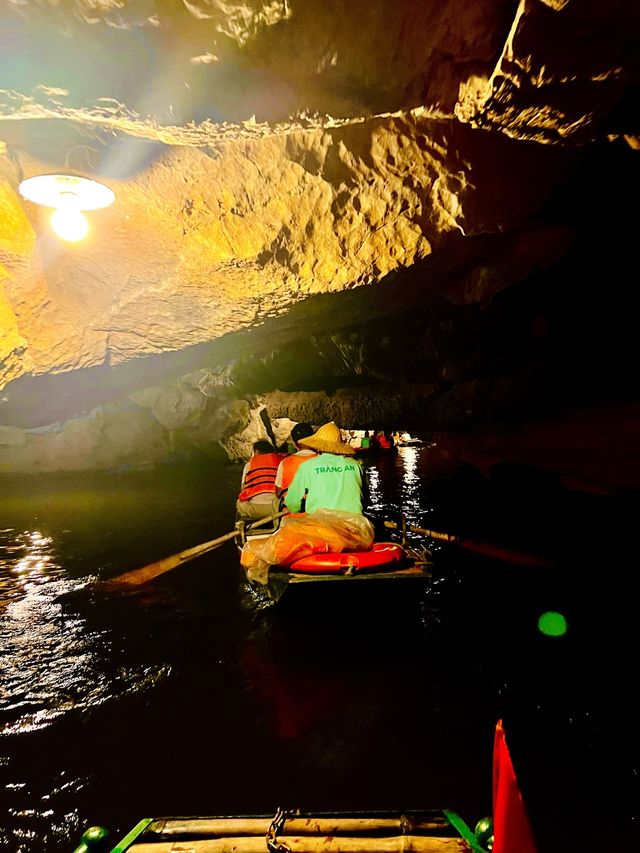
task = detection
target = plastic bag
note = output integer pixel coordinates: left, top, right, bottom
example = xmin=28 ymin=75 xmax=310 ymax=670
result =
xmin=241 ymin=509 xmax=374 ymax=585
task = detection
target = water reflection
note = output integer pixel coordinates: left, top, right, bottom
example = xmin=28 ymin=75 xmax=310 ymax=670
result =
xmin=364 ymin=447 xmax=434 ymax=527
xmin=11 ymin=531 xmax=53 ymax=577
xmin=398 ymin=446 xmax=421 ymax=524
xmin=1 ymin=455 xmax=630 ymax=853
xmin=240 ymin=638 xmax=347 ymax=741
xmin=0 ymin=529 xmax=169 ymax=736
xmin=3 ymin=770 xmax=89 ymax=852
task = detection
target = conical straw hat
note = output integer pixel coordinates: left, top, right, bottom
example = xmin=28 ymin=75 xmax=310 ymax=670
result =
xmin=299 ymin=422 xmax=356 ymax=456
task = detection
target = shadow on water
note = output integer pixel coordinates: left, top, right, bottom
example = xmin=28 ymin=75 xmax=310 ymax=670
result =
xmin=0 ymin=450 xmax=638 ymax=852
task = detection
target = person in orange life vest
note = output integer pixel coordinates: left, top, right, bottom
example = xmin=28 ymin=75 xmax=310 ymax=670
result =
xmin=377 ymin=430 xmax=393 ymax=451
xmin=237 ymin=440 xmax=287 ymax=522
xmin=274 ymin=423 xmax=317 ymax=507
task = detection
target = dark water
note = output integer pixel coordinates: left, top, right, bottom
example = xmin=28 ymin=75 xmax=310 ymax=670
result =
xmin=0 ymin=448 xmax=638 ymax=852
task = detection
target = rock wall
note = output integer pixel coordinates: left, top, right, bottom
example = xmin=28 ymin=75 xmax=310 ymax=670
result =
xmin=0 ymin=371 xmax=295 ymax=474
xmin=0 ymin=116 xmax=576 ymax=389
xmin=0 ymin=404 xmax=169 ymax=475
xmin=0 ymin=0 xmax=638 ymax=487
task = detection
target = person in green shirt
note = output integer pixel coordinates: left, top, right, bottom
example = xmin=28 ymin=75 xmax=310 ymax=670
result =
xmin=285 ymin=422 xmax=365 ymax=515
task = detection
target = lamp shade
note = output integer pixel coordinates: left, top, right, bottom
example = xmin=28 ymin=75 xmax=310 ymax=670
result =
xmin=18 ymin=174 xmax=115 ymax=211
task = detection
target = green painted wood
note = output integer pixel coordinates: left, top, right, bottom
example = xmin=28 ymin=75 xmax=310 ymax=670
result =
xmin=108 ymin=819 xmax=154 ymax=852
xmin=442 ymin=811 xmax=487 ymax=853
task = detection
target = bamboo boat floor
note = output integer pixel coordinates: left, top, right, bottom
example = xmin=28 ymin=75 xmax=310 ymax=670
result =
xmin=271 ymin=566 xmax=431 ymax=584
xmin=264 ymin=565 xmax=432 ymax=602
xmin=120 ymin=811 xmax=480 ymax=853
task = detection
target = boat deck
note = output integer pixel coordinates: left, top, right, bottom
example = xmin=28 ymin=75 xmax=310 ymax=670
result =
xmin=265 ymin=564 xmax=431 ymax=602
xmin=238 ymin=520 xmax=432 ymax=603
xmin=113 ymin=810 xmax=483 ymax=852
xmin=272 ymin=564 xmax=430 ymax=584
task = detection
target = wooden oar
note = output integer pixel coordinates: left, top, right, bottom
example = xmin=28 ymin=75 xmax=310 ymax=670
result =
xmin=384 ymin=520 xmax=553 ymax=567
xmin=109 ymin=510 xmax=287 ymax=587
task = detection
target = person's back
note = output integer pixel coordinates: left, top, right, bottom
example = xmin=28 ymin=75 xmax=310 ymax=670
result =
xmin=378 ymin=431 xmax=394 ymax=451
xmin=275 ymin=422 xmax=317 ymax=505
xmin=237 ymin=440 xmax=286 ymax=522
xmin=284 ymin=423 xmax=364 ymax=515
xmin=286 ymin=453 xmax=363 ymax=514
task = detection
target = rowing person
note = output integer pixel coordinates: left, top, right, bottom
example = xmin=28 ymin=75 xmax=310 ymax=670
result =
xmin=236 ymin=440 xmax=286 ymax=523
xmin=274 ymin=422 xmax=317 ymax=508
xmin=241 ymin=424 xmax=371 ymax=584
xmin=284 ymin=422 xmax=365 ymax=515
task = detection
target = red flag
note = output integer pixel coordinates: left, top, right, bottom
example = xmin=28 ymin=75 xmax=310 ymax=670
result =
xmin=493 ymin=720 xmax=537 ymax=853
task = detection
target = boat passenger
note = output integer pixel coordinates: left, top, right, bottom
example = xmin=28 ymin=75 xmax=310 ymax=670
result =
xmin=377 ymin=430 xmax=393 ymax=451
xmin=274 ymin=422 xmax=317 ymax=505
xmin=285 ymin=422 xmax=365 ymax=515
xmin=348 ymin=430 xmax=361 ymax=449
xmin=237 ymin=440 xmax=286 ymax=522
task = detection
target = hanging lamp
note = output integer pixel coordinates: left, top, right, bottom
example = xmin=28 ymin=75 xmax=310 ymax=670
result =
xmin=18 ymin=174 xmax=115 ymax=242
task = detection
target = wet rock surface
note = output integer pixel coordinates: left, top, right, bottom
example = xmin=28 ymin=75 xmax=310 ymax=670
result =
xmin=0 ymin=1 xmax=638 ymax=488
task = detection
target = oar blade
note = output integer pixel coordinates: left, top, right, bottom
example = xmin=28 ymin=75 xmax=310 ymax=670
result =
xmin=386 ymin=517 xmax=553 ymax=568
xmin=106 ymin=509 xmax=286 ymax=589
xmin=462 ymin=539 xmax=553 ymax=568
xmin=108 ymin=531 xmax=240 ymax=587
xmin=108 ymin=553 xmax=186 ymax=587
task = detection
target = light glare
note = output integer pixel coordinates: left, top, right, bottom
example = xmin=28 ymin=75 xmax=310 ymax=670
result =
xmin=51 ymin=208 xmax=89 ymax=242
xmin=538 ymin=611 xmax=568 ymax=637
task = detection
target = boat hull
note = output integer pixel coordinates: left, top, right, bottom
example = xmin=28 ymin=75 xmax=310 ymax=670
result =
xmin=237 ymin=518 xmax=431 ymax=604
xmin=263 ymin=562 xmax=431 ymax=603
xmin=87 ymin=809 xmax=484 ymax=852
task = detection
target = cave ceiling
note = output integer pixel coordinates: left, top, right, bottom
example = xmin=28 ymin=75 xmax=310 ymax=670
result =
xmin=0 ymin=0 xmax=639 ymax=427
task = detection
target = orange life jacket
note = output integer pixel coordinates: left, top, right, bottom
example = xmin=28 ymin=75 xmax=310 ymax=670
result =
xmin=238 ymin=452 xmax=286 ymax=502
xmin=278 ymin=452 xmax=318 ymax=498
xmin=378 ymin=434 xmax=392 ymax=450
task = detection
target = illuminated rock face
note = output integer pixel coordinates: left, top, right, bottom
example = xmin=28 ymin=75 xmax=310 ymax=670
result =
xmin=0 ymin=0 xmax=638 ymax=478
xmin=0 ymin=119 xmax=575 ymax=386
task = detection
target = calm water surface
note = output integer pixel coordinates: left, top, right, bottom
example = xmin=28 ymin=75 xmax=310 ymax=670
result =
xmin=0 ymin=448 xmax=638 ymax=852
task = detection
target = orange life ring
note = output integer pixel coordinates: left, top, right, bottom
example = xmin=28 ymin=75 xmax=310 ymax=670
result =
xmin=288 ymin=542 xmax=405 ymax=574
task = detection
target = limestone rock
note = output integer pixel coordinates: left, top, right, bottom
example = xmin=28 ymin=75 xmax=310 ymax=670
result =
xmin=129 ymin=383 xmax=207 ymax=430
xmin=0 ymin=116 xmax=575 ymax=390
xmin=217 ymin=401 xmax=272 ymax=462
xmin=0 ymin=0 xmax=636 ymax=486
xmin=0 ymin=425 xmax=25 ymax=449
xmin=0 ymin=404 xmax=168 ymax=474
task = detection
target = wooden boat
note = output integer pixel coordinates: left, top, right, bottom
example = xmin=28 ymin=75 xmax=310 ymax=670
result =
xmin=355 ymin=444 xmax=398 ymax=458
xmin=70 ymin=725 xmax=541 ymax=852
xmin=265 ymin=557 xmax=431 ymax=603
xmin=236 ymin=518 xmax=431 ymax=604
xmin=71 ymin=727 xmax=531 ymax=853
xmin=72 ymin=808 xmax=491 ymax=853
xmin=71 ymin=727 xmax=538 ymax=853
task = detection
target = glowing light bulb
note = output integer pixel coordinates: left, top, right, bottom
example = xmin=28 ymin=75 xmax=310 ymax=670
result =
xmin=50 ymin=207 xmax=89 ymax=242
xmin=18 ymin=175 xmax=115 ymax=242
